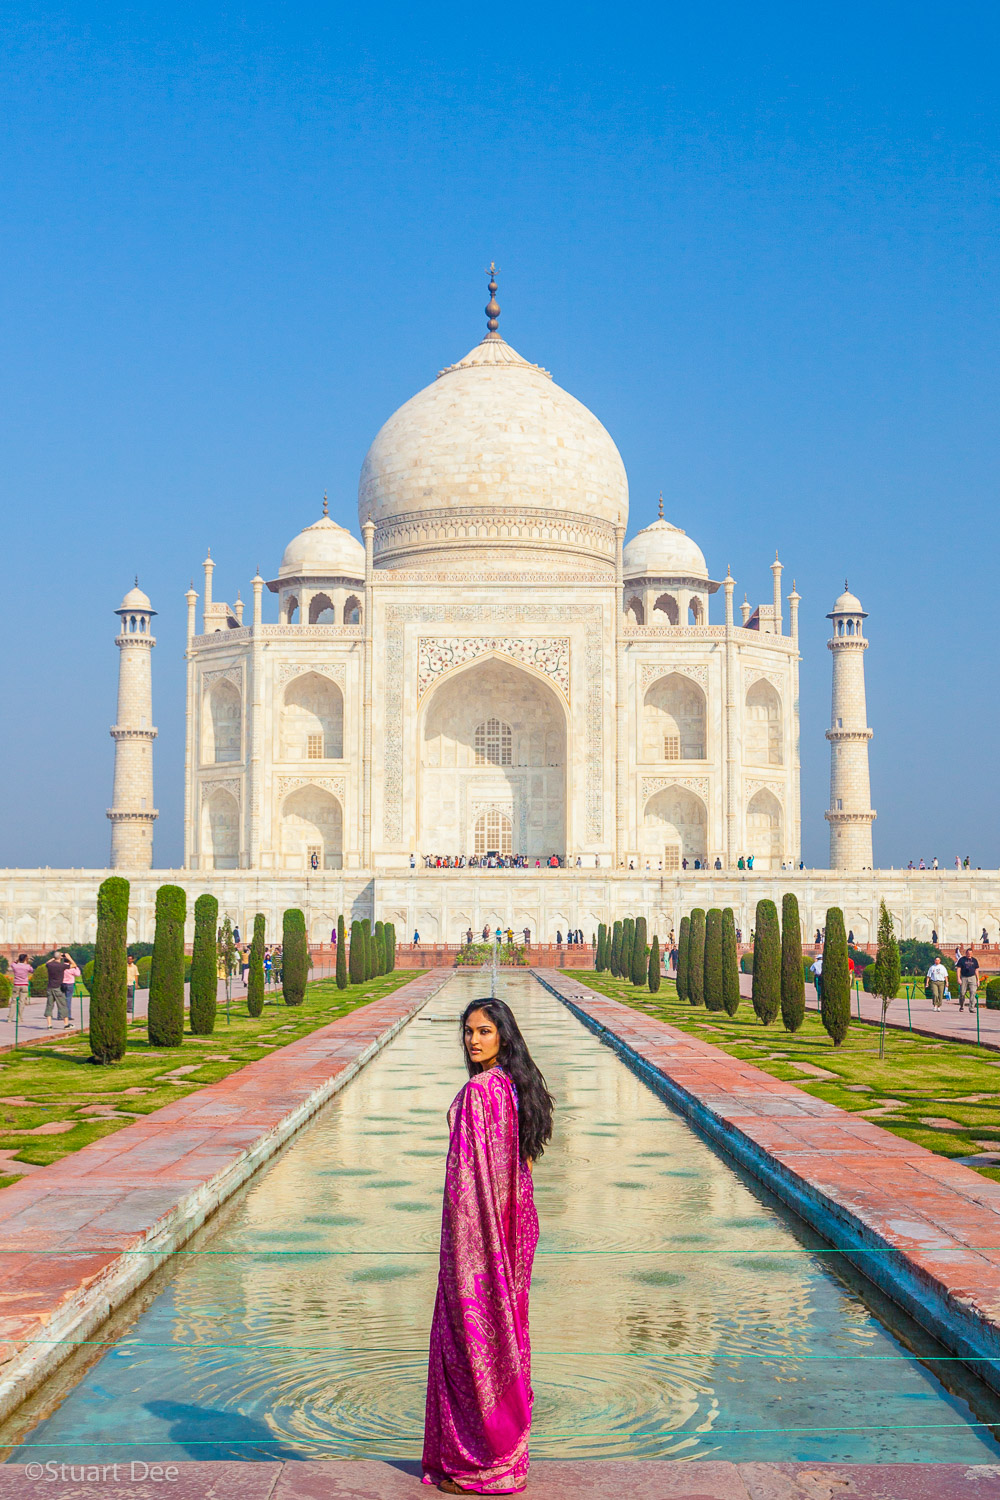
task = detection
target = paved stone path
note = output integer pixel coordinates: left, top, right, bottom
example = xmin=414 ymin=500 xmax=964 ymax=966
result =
xmin=0 ymin=1458 xmax=994 ymax=1496
xmin=0 ymin=968 xmax=451 ymax=1425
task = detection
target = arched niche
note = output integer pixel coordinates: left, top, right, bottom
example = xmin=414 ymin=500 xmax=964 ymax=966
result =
xmin=419 ymin=657 xmax=566 ymax=859
xmin=642 ymin=673 xmax=706 ymax=762
xmin=280 ymin=785 xmax=343 ymax=870
xmin=643 ymin=786 xmax=707 ymax=866
xmin=309 ymin=593 xmax=336 ymax=624
xmin=344 ymin=595 xmax=362 ymax=625
xmin=746 ymin=788 xmax=782 ymax=869
xmin=283 ymin=594 xmax=300 ymax=624
xmin=688 ymin=596 xmax=704 ymax=624
xmin=474 ymin=809 xmax=513 ymax=856
xmin=202 ymin=679 xmax=242 ymax=764
xmin=281 ymin=672 xmax=344 ymax=761
xmin=625 ymin=596 xmax=644 ymax=625
xmin=203 ymin=788 xmax=240 ymax=869
xmin=745 ymin=679 xmax=783 ymax=766
xmin=653 ymin=593 xmax=679 ymax=624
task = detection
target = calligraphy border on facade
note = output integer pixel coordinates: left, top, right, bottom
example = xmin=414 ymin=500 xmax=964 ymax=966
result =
xmin=417 ymin=637 xmax=571 ymax=701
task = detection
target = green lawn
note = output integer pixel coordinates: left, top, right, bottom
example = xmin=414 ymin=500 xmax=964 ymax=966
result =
xmin=0 ymin=971 xmax=422 ymax=1188
xmin=566 ymin=970 xmax=1000 ymax=1184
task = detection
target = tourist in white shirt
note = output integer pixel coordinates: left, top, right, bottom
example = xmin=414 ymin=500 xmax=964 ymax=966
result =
xmin=926 ymin=959 xmax=948 ymax=1010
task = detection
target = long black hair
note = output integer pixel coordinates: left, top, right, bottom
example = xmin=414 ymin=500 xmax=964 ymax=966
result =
xmin=459 ymin=997 xmax=555 ymax=1163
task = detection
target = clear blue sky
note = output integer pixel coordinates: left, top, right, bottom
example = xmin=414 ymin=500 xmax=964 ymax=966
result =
xmin=2 ymin=2 xmax=997 ymax=870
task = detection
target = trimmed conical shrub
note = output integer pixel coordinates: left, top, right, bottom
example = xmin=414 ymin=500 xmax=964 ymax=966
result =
xmin=821 ymin=907 xmax=851 ymax=1047
xmin=703 ymin=908 xmax=723 ymax=1011
xmin=362 ymin=918 xmax=374 ymax=980
xmin=687 ymin=909 xmax=706 ymax=1006
xmin=621 ymin=918 xmax=634 ymax=983
xmin=630 ymin=917 xmax=648 ymax=986
xmin=189 ymin=894 xmax=218 ymax=1035
xmin=385 ymin=921 xmax=396 ymax=974
xmin=374 ymin=920 xmax=386 ymax=976
xmin=752 ymin=899 xmax=781 ymax=1025
xmin=282 ymin=909 xmax=308 ymax=1006
xmin=349 ymin=920 xmax=364 ymax=984
xmin=90 ymin=876 xmax=129 ymax=1063
xmin=648 ymin=935 xmax=661 ymax=992
xmin=596 ymin=923 xmax=608 ymax=972
xmin=148 ymin=884 xmax=186 ymax=1047
xmin=247 ymin=913 xmax=265 ymax=1018
xmin=781 ymin=893 xmax=806 ymax=1033
xmin=336 ymin=914 xmax=348 ymax=989
xmin=676 ymin=915 xmax=690 ymax=1002
xmin=610 ymin=920 xmax=623 ymax=978
xmin=721 ymin=907 xmax=740 ymax=1016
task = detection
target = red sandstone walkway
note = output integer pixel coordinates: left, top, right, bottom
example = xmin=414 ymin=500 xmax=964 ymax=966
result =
xmin=538 ymin=970 xmax=1000 ymax=1401
xmin=0 ymin=968 xmax=452 ymax=1425
xmin=0 ymin=1458 xmax=996 ymax=1497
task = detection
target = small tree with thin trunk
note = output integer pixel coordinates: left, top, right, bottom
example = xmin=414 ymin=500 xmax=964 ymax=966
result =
xmin=630 ymin=917 xmax=648 ymax=986
xmin=148 ymin=884 xmax=186 ymax=1047
xmin=676 ymin=915 xmax=690 ymax=1002
xmin=349 ymin=920 xmax=364 ymax=984
xmin=218 ymin=917 xmax=237 ymax=1006
xmin=703 ymin=909 xmax=723 ymax=1011
xmin=90 ymin=876 xmax=129 ymax=1063
xmin=610 ymin=921 xmax=623 ymax=977
xmin=871 ymin=899 xmax=901 ymax=1058
xmin=189 ymin=894 xmax=218 ymax=1035
xmin=751 ymin=899 xmax=781 ymax=1025
xmin=282 ymin=909 xmax=308 ymax=1006
xmin=780 ymin=892 xmax=806 ymax=1033
xmin=247 ymin=914 xmax=265 ymax=1018
xmin=336 ymin=915 xmax=348 ymax=989
xmin=721 ymin=907 xmax=740 ymax=1016
xmin=687 ymin=909 xmax=706 ymax=1006
xmin=821 ymin=907 xmax=851 ymax=1047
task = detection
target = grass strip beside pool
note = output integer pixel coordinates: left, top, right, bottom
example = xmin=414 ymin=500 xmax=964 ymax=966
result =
xmin=567 ymin=971 xmax=1000 ymax=1182
xmin=0 ymin=973 xmax=423 ymax=1185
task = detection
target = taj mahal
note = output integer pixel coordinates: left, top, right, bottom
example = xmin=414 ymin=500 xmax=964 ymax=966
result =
xmin=4 ymin=274 xmax=997 ymax=949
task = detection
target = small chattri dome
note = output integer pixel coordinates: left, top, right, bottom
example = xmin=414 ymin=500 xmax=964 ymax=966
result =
xmin=829 ymin=581 xmax=866 ymax=616
xmin=117 ymin=584 xmax=153 ymax=613
xmin=623 ymin=516 xmax=709 ymax=581
xmin=278 ymin=513 xmax=365 ymax=580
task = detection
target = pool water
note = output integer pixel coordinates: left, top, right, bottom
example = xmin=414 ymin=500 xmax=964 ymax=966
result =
xmin=5 ymin=972 xmax=1000 ymax=1465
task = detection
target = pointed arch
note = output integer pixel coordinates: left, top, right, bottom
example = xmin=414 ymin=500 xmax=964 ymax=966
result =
xmin=643 ymin=786 xmax=707 ymax=865
xmin=745 ymin=679 xmax=783 ymax=766
xmin=642 ymin=672 xmax=706 ymax=762
xmin=203 ymin=678 xmax=242 ymax=764
xmin=746 ymin=788 xmax=783 ymax=870
xmin=281 ymin=671 xmax=344 ymax=760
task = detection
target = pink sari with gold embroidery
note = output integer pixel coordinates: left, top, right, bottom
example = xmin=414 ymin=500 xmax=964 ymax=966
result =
xmin=422 ymin=1066 xmax=539 ymax=1494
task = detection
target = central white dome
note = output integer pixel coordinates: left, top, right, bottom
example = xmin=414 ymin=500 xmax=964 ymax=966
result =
xmin=358 ymin=326 xmax=629 ymax=573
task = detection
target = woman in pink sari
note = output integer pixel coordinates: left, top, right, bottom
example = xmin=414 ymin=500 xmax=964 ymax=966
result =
xmin=423 ymin=997 xmax=555 ymax=1495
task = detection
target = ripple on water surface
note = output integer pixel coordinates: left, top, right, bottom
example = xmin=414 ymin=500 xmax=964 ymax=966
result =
xmin=6 ymin=972 xmax=1000 ymax=1466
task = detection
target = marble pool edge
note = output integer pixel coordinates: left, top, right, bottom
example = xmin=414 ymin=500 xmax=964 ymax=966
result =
xmin=0 ymin=968 xmax=455 ymax=1428
xmin=535 ymin=968 xmax=1000 ymax=1404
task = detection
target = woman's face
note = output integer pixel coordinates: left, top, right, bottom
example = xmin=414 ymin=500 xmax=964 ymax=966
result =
xmin=464 ymin=1009 xmax=501 ymax=1070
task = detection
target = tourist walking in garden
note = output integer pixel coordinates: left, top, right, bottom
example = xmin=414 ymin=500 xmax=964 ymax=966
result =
xmin=43 ymin=951 xmax=68 ymax=1029
xmin=956 ymin=949 xmax=980 ymax=1010
xmin=809 ymin=952 xmax=823 ymax=1001
xmin=10 ymin=955 xmax=31 ymax=1018
xmin=61 ymin=953 xmax=80 ymax=1023
xmin=126 ymin=954 xmax=139 ymax=1015
xmin=926 ymin=957 xmax=948 ymax=1009
xmin=423 ymin=996 xmax=554 ymax=1495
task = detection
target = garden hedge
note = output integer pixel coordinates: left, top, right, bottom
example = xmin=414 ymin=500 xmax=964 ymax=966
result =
xmin=189 ymin=894 xmax=219 ymax=1036
xmin=985 ymin=977 xmax=1000 ymax=1010
xmin=703 ymin=909 xmax=723 ymax=1011
xmin=676 ymin=915 xmax=690 ymax=1002
xmin=147 ymin=884 xmax=186 ymax=1048
xmin=336 ymin=914 xmax=348 ymax=989
xmin=349 ymin=920 xmax=365 ymax=984
xmin=247 ymin=913 xmax=266 ymax=1017
xmin=648 ymin=935 xmax=661 ymax=993
xmin=610 ymin=921 xmax=623 ymax=978
xmin=687 ymin=910 xmax=706 ymax=1007
xmin=821 ymin=907 xmax=851 ymax=1046
xmin=751 ymin=899 xmax=781 ymax=1025
xmin=90 ymin=876 xmax=129 ymax=1063
xmin=780 ymin=892 xmax=805 ymax=1033
xmin=721 ymin=907 xmax=740 ymax=1016
xmin=630 ymin=917 xmax=648 ymax=986
xmin=282 ymin=909 xmax=308 ymax=1006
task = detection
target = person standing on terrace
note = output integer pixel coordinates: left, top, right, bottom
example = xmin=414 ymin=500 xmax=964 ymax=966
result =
xmin=423 ymin=997 xmax=554 ymax=1496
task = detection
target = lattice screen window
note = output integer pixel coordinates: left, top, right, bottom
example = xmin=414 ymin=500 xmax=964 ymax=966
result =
xmin=306 ymin=844 xmax=322 ymax=869
xmin=474 ymin=810 xmax=513 ymax=856
xmin=475 ymin=719 xmax=512 ymax=767
xmin=663 ymin=846 xmax=680 ymax=871
xmin=663 ymin=735 xmax=681 ymax=761
xmin=307 ymin=733 xmax=324 ymax=760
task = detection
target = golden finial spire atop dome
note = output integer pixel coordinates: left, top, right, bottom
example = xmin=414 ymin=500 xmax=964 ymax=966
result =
xmin=657 ymin=491 xmax=664 ymax=521
xmin=484 ymin=262 xmax=501 ymax=339
xmin=323 ymin=491 xmax=329 ymax=517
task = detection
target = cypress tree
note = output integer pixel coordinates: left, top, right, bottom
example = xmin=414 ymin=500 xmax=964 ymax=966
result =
xmin=282 ymin=909 xmax=308 ymax=1006
xmin=676 ymin=915 xmax=690 ymax=1002
xmin=384 ymin=921 xmax=396 ymax=974
xmin=596 ymin=923 xmax=607 ymax=972
xmin=247 ymin=913 xmax=265 ymax=1018
xmin=630 ymin=917 xmax=648 ymax=985
xmin=687 ymin=909 xmax=706 ymax=1006
xmin=703 ymin=908 xmax=723 ymax=1011
xmin=752 ymin=899 xmax=781 ymax=1025
xmin=821 ymin=907 xmax=851 ymax=1047
xmin=90 ymin=876 xmax=129 ymax=1063
xmin=374 ymin=920 xmax=386 ymax=976
xmin=362 ymin=918 xmax=373 ymax=980
xmin=336 ymin=914 xmax=348 ymax=989
xmin=871 ymin=899 xmax=901 ymax=1058
xmin=610 ymin=920 xmax=623 ymax=978
xmin=780 ymin=893 xmax=806 ymax=1033
xmin=621 ymin=918 xmax=635 ymax=984
xmin=148 ymin=884 xmax=186 ymax=1047
xmin=189 ymin=894 xmax=218 ymax=1035
xmin=349 ymin=919 xmax=364 ymax=984
xmin=648 ymin=935 xmax=661 ymax=992
xmin=721 ymin=907 xmax=740 ymax=1016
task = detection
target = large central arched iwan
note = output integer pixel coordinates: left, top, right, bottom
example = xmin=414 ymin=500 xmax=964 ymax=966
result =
xmin=418 ymin=658 xmax=567 ymax=858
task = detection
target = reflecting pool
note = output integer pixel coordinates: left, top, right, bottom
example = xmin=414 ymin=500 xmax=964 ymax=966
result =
xmin=5 ymin=972 xmax=1000 ymax=1464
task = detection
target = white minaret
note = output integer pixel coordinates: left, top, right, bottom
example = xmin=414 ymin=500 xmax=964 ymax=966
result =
xmin=108 ymin=582 xmax=158 ymax=868
xmin=825 ymin=582 xmax=875 ymax=870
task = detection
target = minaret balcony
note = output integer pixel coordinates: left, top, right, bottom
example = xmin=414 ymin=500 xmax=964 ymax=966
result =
xmin=110 ymin=725 xmax=158 ymax=741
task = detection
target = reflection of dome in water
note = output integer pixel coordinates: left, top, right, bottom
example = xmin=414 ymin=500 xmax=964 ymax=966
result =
xmin=358 ymin=269 xmax=628 ymax=573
